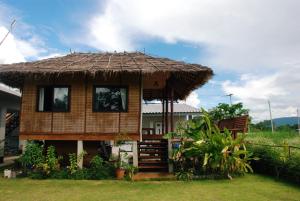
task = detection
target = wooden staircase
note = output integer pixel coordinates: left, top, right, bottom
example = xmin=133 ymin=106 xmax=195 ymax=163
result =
xmin=4 ymin=112 xmax=20 ymax=155
xmin=138 ymin=135 xmax=169 ymax=172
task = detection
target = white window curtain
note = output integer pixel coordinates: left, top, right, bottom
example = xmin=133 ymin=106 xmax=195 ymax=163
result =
xmin=38 ymin=88 xmax=44 ymax=111
xmin=120 ymin=88 xmax=127 ymax=110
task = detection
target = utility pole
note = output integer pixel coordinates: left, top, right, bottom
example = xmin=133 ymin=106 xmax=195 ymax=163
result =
xmin=297 ymin=108 xmax=300 ymax=135
xmin=226 ymin=93 xmax=233 ymax=105
xmin=268 ymin=100 xmax=274 ymax=133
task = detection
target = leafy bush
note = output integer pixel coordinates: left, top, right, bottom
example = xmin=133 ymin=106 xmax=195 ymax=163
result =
xmin=165 ymin=109 xmax=255 ymax=180
xmin=123 ymin=164 xmax=138 ymax=181
xmin=87 ymin=155 xmax=115 ymax=179
xmin=37 ymin=146 xmax=62 ymax=175
xmin=67 ymin=151 xmax=86 ymax=175
xmin=249 ymin=145 xmax=300 ymax=184
xmin=17 ymin=142 xmax=116 ymax=180
xmin=19 ymin=142 xmax=44 ymax=171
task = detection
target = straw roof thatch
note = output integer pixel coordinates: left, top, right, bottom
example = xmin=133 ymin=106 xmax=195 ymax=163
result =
xmin=0 ymin=52 xmax=213 ymax=100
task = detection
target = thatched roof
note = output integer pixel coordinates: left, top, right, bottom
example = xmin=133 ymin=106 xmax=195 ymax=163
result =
xmin=0 ymin=52 xmax=213 ymax=100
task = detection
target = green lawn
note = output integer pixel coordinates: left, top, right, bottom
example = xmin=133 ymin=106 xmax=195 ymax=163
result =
xmin=0 ymin=174 xmax=299 ymax=201
xmin=246 ymin=131 xmax=300 ymax=146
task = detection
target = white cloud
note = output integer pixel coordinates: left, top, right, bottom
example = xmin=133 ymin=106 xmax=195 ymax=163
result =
xmin=82 ymin=0 xmax=300 ymax=121
xmin=85 ymin=0 xmax=300 ymax=70
xmin=222 ymin=65 xmax=300 ymax=122
xmin=0 ymin=26 xmax=25 ymax=63
xmin=182 ymin=92 xmax=201 ymax=108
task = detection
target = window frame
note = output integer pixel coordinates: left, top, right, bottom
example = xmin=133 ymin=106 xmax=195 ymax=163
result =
xmin=36 ymin=85 xmax=71 ymax=113
xmin=92 ymin=85 xmax=129 ymax=113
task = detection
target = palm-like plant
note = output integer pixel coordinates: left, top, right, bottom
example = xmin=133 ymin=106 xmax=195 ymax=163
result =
xmin=165 ymin=109 xmax=255 ymax=179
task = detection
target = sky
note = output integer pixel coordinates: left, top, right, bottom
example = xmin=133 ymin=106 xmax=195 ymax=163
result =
xmin=0 ymin=0 xmax=299 ymax=122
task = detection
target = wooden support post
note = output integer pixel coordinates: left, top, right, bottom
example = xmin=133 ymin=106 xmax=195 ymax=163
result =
xmin=170 ymin=87 xmax=174 ymax=132
xmin=165 ymin=92 xmax=169 ymax=133
xmin=162 ymin=98 xmax=165 ymax=135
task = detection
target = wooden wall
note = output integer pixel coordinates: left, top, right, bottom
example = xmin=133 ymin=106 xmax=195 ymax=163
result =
xmin=20 ymin=74 xmax=141 ymax=141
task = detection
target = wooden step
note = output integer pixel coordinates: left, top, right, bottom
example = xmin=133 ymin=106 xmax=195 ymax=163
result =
xmin=142 ymin=135 xmax=164 ymax=140
xmin=139 ymin=155 xmax=167 ymax=159
xmin=139 ymin=150 xmax=166 ymax=154
xmin=138 ymin=146 xmax=167 ymax=149
xmin=139 ymin=161 xmax=168 ymax=165
xmin=138 ymin=142 xmax=168 ymax=146
xmin=138 ymin=165 xmax=168 ymax=169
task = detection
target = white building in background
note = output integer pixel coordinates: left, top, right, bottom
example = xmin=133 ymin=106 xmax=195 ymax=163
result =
xmin=142 ymin=103 xmax=201 ymax=134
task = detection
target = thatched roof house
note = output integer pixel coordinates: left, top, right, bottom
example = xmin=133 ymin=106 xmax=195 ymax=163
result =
xmin=0 ymin=52 xmax=213 ymax=171
xmin=0 ymin=52 xmax=213 ymax=100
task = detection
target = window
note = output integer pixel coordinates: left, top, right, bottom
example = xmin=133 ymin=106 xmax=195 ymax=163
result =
xmin=93 ymin=86 xmax=128 ymax=112
xmin=37 ymin=86 xmax=70 ymax=112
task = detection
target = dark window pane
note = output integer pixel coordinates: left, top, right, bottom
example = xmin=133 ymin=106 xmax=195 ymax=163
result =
xmin=94 ymin=87 xmax=127 ymax=112
xmin=53 ymin=87 xmax=69 ymax=111
xmin=38 ymin=86 xmax=53 ymax=112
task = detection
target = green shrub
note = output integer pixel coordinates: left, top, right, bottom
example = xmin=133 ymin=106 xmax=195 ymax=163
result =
xmin=87 ymin=155 xmax=115 ymax=180
xmin=37 ymin=146 xmax=62 ymax=176
xmin=49 ymin=169 xmax=69 ymax=179
xmin=17 ymin=143 xmax=115 ymax=180
xmin=67 ymin=151 xmax=86 ymax=175
xmin=69 ymin=168 xmax=89 ymax=180
xmin=19 ymin=142 xmax=44 ymax=171
xmin=249 ymin=145 xmax=300 ymax=184
xmin=124 ymin=164 xmax=138 ymax=181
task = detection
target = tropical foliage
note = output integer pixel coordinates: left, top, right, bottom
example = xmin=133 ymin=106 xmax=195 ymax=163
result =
xmin=165 ymin=109 xmax=255 ymax=180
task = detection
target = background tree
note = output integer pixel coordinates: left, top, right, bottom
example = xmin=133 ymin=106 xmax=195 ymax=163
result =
xmin=208 ymin=102 xmax=249 ymax=122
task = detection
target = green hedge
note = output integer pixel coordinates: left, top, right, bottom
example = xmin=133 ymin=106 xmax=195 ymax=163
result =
xmin=249 ymin=145 xmax=300 ymax=184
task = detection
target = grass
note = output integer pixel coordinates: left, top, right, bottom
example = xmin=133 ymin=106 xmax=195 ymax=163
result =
xmin=246 ymin=131 xmax=300 ymax=146
xmin=0 ymin=174 xmax=299 ymax=201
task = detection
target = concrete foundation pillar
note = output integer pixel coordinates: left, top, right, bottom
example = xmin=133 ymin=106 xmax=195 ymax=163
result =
xmin=132 ymin=141 xmax=138 ymax=167
xmin=77 ymin=140 xmax=83 ymax=168
xmin=0 ymin=107 xmax=7 ymax=163
xmin=19 ymin=140 xmax=27 ymax=154
xmin=168 ymin=139 xmax=173 ymax=173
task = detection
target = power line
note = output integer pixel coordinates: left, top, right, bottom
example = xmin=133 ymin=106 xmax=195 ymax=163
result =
xmin=0 ymin=20 xmax=16 ymax=47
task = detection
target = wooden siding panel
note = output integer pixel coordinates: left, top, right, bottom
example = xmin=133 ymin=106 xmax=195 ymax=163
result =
xmin=20 ymin=74 xmax=141 ymax=140
xmin=20 ymin=83 xmax=35 ymax=132
xmin=85 ymin=80 xmax=120 ymax=133
xmin=120 ymin=76 xmax=140 ymax=134
xmin=52 ymin=81 xmax=85 ymax=133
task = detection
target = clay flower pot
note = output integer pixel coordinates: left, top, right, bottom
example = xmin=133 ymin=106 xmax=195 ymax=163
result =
xmin=116 ymin=168 xmax=125 ymax=180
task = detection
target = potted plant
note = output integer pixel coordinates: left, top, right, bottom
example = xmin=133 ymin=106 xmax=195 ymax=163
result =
xmin=113 ymin=133 xmax=130 ymax=180
xmin=115 ymin=158 xmax=126 ymax=180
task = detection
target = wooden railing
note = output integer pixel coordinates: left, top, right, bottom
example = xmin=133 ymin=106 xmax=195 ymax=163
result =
xmin=142 ymin=128 xmax=163 ymax=139
xmin=218 ymin=115 xmax=248 ymax=139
